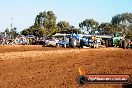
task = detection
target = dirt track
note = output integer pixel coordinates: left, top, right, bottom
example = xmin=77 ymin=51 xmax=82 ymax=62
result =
xmin=0 ymin=45 xmax=132 ymax=88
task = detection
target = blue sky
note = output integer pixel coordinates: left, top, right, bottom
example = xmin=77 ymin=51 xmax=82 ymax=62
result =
xmin=0 ymin=0 xmax=131 ymax=32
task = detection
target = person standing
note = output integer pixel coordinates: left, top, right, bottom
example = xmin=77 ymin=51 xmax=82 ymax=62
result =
xmin=92 ymin=36 xmax=96 ymax=48
xmin=124 ymin=39 xmax=128 ymax=49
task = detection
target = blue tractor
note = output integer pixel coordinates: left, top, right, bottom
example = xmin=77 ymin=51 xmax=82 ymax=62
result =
xmin=69 ymin=33 xmax=88 ymax=48
xmin=54 ymin=33 xmax=88 ymax=48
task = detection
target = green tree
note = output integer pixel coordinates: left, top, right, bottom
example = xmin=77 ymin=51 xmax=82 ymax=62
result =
xmin=22 ymin=11 xmax=58 ymax=37
xmin=127 ymin=24 xmax=132 ymax=36
xmin=35 ymin=11 xmax=58 ymax=36
xmin=21 ymin=29 xmax=30 ymax=36
xmin=111 ymin=12 xmax=132 ymax=35
xmin=80 ymin=19 xmax=99 ymax=34
xmin=79 ymin=22 xmax=84 ymax=34
xmin=99 ymin=23 xmax=113 ymax=35
xmin=57 ymin=21 xmax=71 ymax=31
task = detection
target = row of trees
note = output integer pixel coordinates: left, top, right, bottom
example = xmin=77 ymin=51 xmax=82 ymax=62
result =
xmin=21 ymin=11 xmax=132 ymax=37
xmin=79 ymin=13 xmax=132 ymax=35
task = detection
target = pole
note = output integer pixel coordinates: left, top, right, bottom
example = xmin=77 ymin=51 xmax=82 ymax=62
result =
xmin=10 ymin=17 xmax=13 ymax=39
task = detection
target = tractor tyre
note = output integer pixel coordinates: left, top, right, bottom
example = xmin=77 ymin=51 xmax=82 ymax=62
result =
xmin=80 ymin=40 xmax=84 ymax=48
xmin=71 ymin=38 xmax=77 ymax=48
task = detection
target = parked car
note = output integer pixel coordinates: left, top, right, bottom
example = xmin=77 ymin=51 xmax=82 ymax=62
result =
xmin=43 ymin=38 xmax=59 ymax=47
